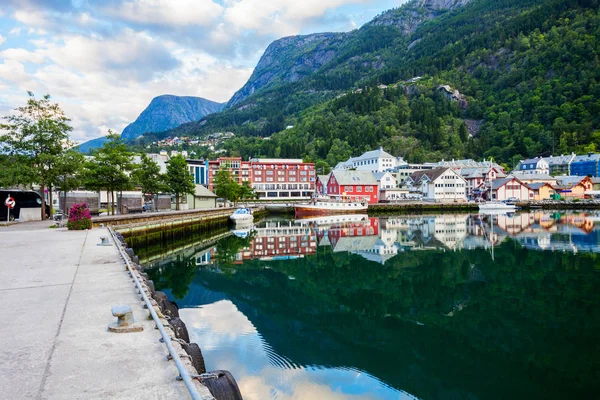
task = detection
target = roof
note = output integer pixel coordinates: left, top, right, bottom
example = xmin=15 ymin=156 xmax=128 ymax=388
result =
xmin=331 ymin=170 xmax=377 ymax=186
xmin=317 ymin=174 xmax=330 ymax=185
xmin=544 ymin=154 xmax=576 ymax=165
xmin=490 ymin=177 xmax=515 ymax=190
xmin=520 ymin=157 xmax=546 ymax=165
xmin=526 ymin=182 xmax=552 ymax=190
xmin=555 ymin=176 xmax=587 ymax=187
xmin=356 ymin=147 xmax=394 ymax=161
xmin=409 ymin=168 xmax=463 ymax=183
xmin=194 ymin=185 xmax=217 ymax=198
xmin=373 ymin=171 xmax=394 ymax=181
xmin=572 ymin=153 xmax=600 ymax=163
xmin=511 ymin=172 xmax=555 ymax=181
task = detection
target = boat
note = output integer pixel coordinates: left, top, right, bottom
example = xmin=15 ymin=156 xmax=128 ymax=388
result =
xmin=294 ymin=198 xmax=368 ymax=217
xmin=229 ymin=207 xmax=254 ymax=224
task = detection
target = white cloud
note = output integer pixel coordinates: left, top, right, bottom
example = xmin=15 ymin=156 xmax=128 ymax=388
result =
xmin=107 ymin=0 xmax=224 ymax=27
xmin=223 ymin=0 xmax=368 ymax=37
xmin=0 ymin=48 xmax=45 ymax=64
xmin=0 ymin=0 xmax=397 ymax=142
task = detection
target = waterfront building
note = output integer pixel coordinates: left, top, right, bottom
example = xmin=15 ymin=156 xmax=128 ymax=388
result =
xmin=315 ymin=174 xmax=331 ymax=195
xmin=510 ymin=172 xmax=558 ymax=187
xmin=545 ymin=154 xmax=576 ymax=176
xmin=517 ymin=157 xmax=550 ymax=174
xmin=407 ymin=168 xmax=467 ymax=202
xmin=554 ymin=176 xmax=594 ymax=198
xmin=207 ymin=157 xmax=315 ymax=200
xmin=570 ymin=153 xmax=600 ymax=177
xmin=326 ymin=170 xmax=379 ymax=203
xmin=526 ymin=182 xmax=555 ymax=201
xmin=483 ymin=177 xmax=533 ymax=201
xmin=186 ymin=159 xmax=208 ymax=185
xmin=459 ymin=166 xmax=506 ymax=198
xmin=335 ymin=147 xmax=407 ymax=173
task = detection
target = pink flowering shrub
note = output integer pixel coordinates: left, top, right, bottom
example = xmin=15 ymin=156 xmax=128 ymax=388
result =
xmin=66 ymin=203 xmax=92 ymax=230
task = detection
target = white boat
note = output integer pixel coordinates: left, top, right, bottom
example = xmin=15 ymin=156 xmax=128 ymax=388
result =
xmin=229 ymin=207 xmax=254 ymax=224
xmin=294 ymin=199 xmax=368 ymax=217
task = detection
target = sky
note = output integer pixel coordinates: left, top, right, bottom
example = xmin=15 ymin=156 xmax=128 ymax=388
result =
xmin=0 ymin=0 xmax=407 ymax=143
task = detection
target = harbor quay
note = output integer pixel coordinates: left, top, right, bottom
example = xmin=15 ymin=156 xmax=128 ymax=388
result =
xmin=0 ymin=221 xmax=213 ymax=400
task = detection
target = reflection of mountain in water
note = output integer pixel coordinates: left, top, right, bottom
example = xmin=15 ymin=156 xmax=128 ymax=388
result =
xmin=147 ymin=233 xmax=600 ymax=399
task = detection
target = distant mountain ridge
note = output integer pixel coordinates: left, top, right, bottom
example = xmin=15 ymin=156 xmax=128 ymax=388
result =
xmin=121 ymin=95 xmax=224 ymax=141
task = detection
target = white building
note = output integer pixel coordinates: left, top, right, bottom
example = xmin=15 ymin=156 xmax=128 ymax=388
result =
xmin=335 ymin=147 xmax=407 ymax=173
xmin=517 ymin=157 xmax=550 ymax=175
xmin=408 ymin=168 xmax=467 ymax=202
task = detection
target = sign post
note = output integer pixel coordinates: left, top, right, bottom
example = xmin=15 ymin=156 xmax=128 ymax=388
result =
xmin=5 ymin=194 xmax=15 ymax=223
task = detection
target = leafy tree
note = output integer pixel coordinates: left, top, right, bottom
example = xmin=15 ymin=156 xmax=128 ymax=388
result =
xmin=83 ymin=132 xmax=136 ymax=215
xmin=238 ymin=181 xmax=257 ymax=202
xmin=133 ymin=153 xmax=167 ymax=211
xmin=212 ymin=168 xmax=240 ymax=205
xmin=52 ymin=150 xmax=85 ymax=212
xmin=165 ymin=155 xmax=194 ymax=210
xmin=0 ymin=92 xmax=73 ymax=219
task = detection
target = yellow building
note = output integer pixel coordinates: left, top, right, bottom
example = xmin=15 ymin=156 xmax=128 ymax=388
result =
xmin=526 ymin=182 xmax=555 ymax=201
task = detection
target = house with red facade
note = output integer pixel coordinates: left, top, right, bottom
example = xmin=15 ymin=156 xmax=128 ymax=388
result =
xmin=326 ymin=170 xmax=379 ymax=203
xmin=315 ymin=174 xmax=331 ymax=195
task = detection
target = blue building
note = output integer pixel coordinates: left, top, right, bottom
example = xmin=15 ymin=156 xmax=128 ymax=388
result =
xmin=187 ymin=159 xmax=208 ymax=185
xmin=570 ymin=153 xmax=600 ymax=177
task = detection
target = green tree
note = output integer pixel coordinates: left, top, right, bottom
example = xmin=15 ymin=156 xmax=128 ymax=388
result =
xmin=239 ymin=181 xmax=257 ymax=202
xmin=52 ymin=150 xmax=85 ymax=212
xmin=0 ymin=92 xmax=73 ymax=219
xmin=133 ymin=153 xmax=167 ymax=212
xmin=83 ymin=132 xmax=136 ymax=215
xmin=165 ymin=155 xmax=194 ymax=210
xmin=212 ymin=168 xmax=240 ymax=205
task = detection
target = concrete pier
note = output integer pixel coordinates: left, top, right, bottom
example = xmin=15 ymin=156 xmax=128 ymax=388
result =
xmin=0 ymin=221 xmax=212 ymax=399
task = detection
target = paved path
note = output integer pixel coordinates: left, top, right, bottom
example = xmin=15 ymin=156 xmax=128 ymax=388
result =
xmin=0 ymin=222 xmax=205 ymax=399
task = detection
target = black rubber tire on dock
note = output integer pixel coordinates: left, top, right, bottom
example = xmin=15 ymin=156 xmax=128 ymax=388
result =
xmin=182 ymin=342 xmax=206 ymax=374
xmin=202 ymin=370 xmax=243 ymax=400
xmin=169 ymin=317 xmax=190 ymax=343
xmin=162 ymin=300 xmax=179 ymax=319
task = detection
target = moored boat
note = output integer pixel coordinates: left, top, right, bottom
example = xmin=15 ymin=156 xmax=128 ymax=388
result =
xmin=294 ymin=199 xmax=368 ymax=217
xmin=229 ymin=207 xmax=254 ymax=224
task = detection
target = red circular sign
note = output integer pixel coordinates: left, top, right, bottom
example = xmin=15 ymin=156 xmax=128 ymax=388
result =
xmin=5 ymin=197 xmax=15 ymax=209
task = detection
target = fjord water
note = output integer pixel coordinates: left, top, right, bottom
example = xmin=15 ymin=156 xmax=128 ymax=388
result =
xmin=137 ymin=212 xmax=600 ymax=399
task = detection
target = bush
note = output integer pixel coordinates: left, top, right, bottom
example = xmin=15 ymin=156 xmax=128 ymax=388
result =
xmin=66 ymin=203 xmax=92 ymax=230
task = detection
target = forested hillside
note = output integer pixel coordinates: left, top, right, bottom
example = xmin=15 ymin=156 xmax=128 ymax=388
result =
xmin=152 ymin=0 xmax=600 ymax=168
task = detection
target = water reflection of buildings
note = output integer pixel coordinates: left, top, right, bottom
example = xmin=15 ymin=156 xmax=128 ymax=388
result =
xmin=195 ymin=212 xmax=600 ymax=267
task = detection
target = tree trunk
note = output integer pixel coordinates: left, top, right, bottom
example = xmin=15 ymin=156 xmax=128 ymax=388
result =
xmin=40 ymin=184 xmax=46 ymax=220
xmin=48 ymin=185 xmax=54 ymax=219
xmin=176 ymin=194 xmax=180 ymax=210
xmin=111 ymin=191 xmax=115 ymax=215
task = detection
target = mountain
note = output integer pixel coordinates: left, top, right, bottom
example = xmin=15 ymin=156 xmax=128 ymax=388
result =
xmin=157 ymin=0 xmax=600 ymax=166
xmin=77 ymin=135 xmax=109 ymax=154
xmin=121 ymin=95 xmax=224 ymax=141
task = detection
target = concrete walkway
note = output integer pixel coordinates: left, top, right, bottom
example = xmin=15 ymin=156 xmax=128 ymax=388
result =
xmin=0 ymin=222 xmax=199 ymax=399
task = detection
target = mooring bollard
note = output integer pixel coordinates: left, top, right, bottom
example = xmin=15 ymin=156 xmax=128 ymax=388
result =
xmin=98 ymin=236 xmax=112 ymax=246
xmin=108 ymin=305 xmax=143 ymax=333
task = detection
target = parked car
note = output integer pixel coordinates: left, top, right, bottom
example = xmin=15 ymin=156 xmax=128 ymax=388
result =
xmin=504 ymin=197 xmax=519 ymax=204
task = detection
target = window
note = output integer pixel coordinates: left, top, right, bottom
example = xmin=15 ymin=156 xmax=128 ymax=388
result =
xmin=357 ymin=186 xmax=362 ymax=192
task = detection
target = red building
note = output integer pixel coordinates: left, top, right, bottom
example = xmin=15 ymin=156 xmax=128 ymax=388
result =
xmin=208 ymin=157 xmax=315 ymax=200
xmin=326 ymin=170 xmax=379 ymax=203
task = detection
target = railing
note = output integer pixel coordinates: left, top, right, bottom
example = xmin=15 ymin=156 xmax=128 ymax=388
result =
xmin=107 ymin=226 xmax=206 ymax=400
